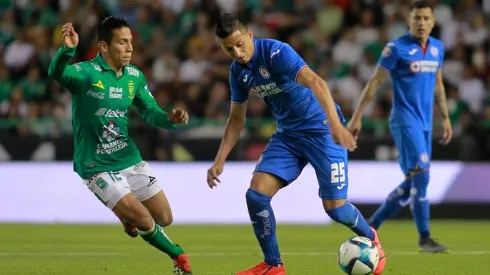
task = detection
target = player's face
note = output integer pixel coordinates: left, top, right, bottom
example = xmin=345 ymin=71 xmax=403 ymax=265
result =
xmin=218 ymin=29 xmax=254 ymax=64
xmin=408 ymin=8 xmax=435 ymax=40
xmin=100 ymin=27 xmax=133 ymax=68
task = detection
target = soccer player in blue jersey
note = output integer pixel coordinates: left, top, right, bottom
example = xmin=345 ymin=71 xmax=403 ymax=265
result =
xmin=206 ymin=13 xmax=386 ymax=275
xmin=348 ymin=0 xmax=451 ymax=253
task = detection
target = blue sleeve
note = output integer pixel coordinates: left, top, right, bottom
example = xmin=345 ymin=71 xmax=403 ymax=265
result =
xmin=229 ymin=68 xmax=249 ymax=103
xmin=270 ymin=43 xmax=308 ymax=81
xmin=378 ymin=42 xmax=398 ymax=72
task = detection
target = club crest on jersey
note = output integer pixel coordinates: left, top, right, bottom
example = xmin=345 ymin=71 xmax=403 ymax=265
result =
xmin=259 ymin=66 xmax=270 ymax=79
xmin=430 ymin=46 xmax=438 ymax=57
xmin=128 ymin=80 xmax=135 ymax=99
xmin=101 ymin=121 xmax=120 ymax=142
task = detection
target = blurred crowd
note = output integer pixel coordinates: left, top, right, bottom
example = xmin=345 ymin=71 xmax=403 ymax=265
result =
xmin=0 ymin=0 xmax=489 ymax=139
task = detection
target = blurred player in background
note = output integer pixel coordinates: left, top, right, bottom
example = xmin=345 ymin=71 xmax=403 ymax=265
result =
xmin=48 ymin=17 xmax=193 ymax=273
xmin=348 ymin=0 xmax=451 ymax=253
xmin=207 ymin=13 xmax=386 ymax=275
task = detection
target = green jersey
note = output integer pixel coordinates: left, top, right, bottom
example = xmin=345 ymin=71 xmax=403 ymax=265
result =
xmin=48 ymin=45 xmax=176 ymax=179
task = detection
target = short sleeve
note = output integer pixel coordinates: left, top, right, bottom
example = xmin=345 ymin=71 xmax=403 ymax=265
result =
xmin=378 ymin=42 xmax=399 ymax=72
xmin=438 ymin=43 xmax=444 ymax=69
xmin=229 ymin=69 xmax=249 ymax=103
xmin=270 ymin=43 xmax=308 ymax=81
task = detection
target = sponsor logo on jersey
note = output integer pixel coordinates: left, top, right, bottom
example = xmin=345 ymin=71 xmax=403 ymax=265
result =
xmin=410 ymin=60 xmax=439 ymax=73
xmin=270 ymin=49 xmax=280 ymax=58
xmin=95 ymin=108 xmax=127 ymax=118
xmin=109 ymin=87 xmax=123 ymax=99
xmin=128 ymin=80 xmax=135 ymax=99
xmin=92 ymin=80 xmax=105 ymax=89
xmin=249 ymin=82 xmax=282 ymax=98
xmin=91 ymin=63 xmax=102 ymax=72
xmin=126 ymin=67 xmax=139 ymax=77
xmin=144 ymin=85 xmax=154 ymax=98
xmin=74 ymin=63 xmax=82 ymax=71
xmin=87 ymin=90 xmax=104 ymax=99
xmin=97 ymin=121 xmax=128 ymax=155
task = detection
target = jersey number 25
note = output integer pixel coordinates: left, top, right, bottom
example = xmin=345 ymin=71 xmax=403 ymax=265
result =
xmin=331 ymin=162 xmax=346 ymax=184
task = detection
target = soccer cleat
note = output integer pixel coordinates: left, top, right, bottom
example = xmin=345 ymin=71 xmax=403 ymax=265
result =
xmin=118 ymin=217 xmax=138 ymax=238
xmin=371 ymin=227 xmax=386 ymax=275
xmin=236 ymin=262 xmax=286 ymax=275
xmin=173 ymin=253 xmax=193 ymax=274
xmin=419 ymin=238 xmax=449 ymax=253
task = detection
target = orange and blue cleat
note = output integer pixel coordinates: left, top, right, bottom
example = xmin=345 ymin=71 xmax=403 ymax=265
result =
xmin=371 ymin=227 xmax=386 ymax=275
xmin=236 ymin=262 xmax=286 ymax=275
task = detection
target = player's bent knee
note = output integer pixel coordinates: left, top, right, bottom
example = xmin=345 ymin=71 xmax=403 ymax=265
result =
xmin=249 ymin=172 xmax=284 ymax=197
xmin=410 ymin=168 xmax=429 ymax=176
xmin=322 ymin=199 xmax=347 ymax=212
xmin=141 ymin=191 xmax=173 ymax=227
xmin=113 ymin=194 xmax=153 ymax=231
xmin=154 ymin=212 xmax=173 ymax=227
xmin=409 ymin=168 xmax=430 ymax=199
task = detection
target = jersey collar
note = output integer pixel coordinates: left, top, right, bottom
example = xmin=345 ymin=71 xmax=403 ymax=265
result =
xmin=407 ymin=33 xmax=432 ymax=47
xmin=94 ymin=52 xmax=127 ymax=75
xmin=239 ymin=39 xmax=259 ymax=70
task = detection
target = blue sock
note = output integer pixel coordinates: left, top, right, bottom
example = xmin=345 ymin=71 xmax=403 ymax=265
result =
xmin=245 ymin=189 xmax=282 ymax=267
xmin=369 ymin=178 xmax=411 ymax=229
xmin=327 ymin=202 xmax=375 ymax=241
xmin=410 ymin=171 xmax=431 ymax=240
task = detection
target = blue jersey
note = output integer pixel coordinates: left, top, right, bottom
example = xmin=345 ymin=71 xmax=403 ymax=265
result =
xmin=229 ymin=39 xmax=345 ymax=134
xmin=378 ymin=34 xmax=444 ymax=131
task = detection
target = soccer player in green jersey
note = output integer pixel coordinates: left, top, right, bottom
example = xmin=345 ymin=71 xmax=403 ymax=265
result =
xmin=48 ymin=17 xmax=193 ymax=274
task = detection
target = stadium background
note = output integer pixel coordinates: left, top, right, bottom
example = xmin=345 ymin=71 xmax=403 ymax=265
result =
xmin=0 ymin=1 xmax=489 ymax=274
xmin=1 ymin=0 xmax=488 ymax=218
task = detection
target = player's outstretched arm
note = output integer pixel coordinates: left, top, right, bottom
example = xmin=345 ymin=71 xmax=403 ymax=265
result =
xmin=48 ymin=23 xmax=84 ymax=93
xmin=348 ymin=65 xmax=389 ymax=137
xmin=434 ymin=69 xmax=452 ymax=144
xmin=349 ymin=42 xmax=397 ymax=138
xmin=296 ymin=66 xmax=357 ymax=151
xmin=132 ymin=77 xmax=181 ymax=129
xmin=207 ymin=101 xmax=247 ymax=188
xmin=215 ymin=102 xmax=247 ymax=164
xmin=296 ymin=67 xmax=343 ymax=128
xmin=269 ymin=43 xmax=356 ymax=150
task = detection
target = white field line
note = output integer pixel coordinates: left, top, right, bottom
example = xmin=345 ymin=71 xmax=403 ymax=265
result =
xmin=0 ymin=251 xmax=489 ymax=257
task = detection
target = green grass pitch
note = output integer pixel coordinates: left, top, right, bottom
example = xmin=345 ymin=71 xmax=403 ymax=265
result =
xmin=1 ymin=221 xmax=489 ymax=274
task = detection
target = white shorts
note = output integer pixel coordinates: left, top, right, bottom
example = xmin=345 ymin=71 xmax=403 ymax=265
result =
xmin=82 ymin=161 xmax=162 ymax=210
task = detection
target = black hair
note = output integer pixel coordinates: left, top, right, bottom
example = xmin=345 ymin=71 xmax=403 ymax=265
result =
xmin=215 ymin=13 xmax=246 ymax=38
xmin=96 ymin=16 xmax=131 ymax=43
xmin=410 ymin=0 xmax=434 ymax=11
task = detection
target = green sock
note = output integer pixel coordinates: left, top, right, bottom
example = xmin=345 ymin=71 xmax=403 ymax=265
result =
xmin=139 ymin=222 xmax=184 ymax=258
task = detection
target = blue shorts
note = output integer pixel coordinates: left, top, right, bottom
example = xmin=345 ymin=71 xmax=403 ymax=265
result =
xmin=253 ymin=132 xmax=348 ymax=200
xmin=390 ymin=126 xmax=432 ymax=175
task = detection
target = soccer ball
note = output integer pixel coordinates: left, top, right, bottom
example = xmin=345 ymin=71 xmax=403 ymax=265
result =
xmin=337 ymin=236 xmax=379 ymax=275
